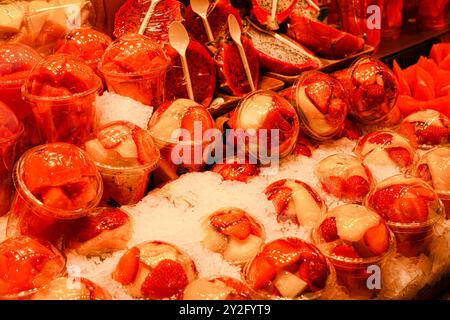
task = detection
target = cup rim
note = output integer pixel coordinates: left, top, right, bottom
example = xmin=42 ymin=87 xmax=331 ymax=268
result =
xmin=0 ymin=121 xmax=24 ymax=145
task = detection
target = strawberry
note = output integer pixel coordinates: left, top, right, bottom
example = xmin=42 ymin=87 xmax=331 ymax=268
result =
xmin=346 ymin=175 xmax=370 ymax=198
xmin=246 ymin=256 xmax=277 ymax=290
xmin=416 ymin=164 xmax=432 ymax=183
xmin=368 ymin=184 xmax=408 ymax=218
xmin=305 ymin=80 xmax=332 ymax=114
xmin=387 ymin=147 xmax=412 ymax=167
xmin=141 ymin=259 xmax=188 ymax=299
xmin=211 ymin=162 xmax=259 ymax=182
xmin=298 ymin=255 xmax=329 ymax=292
xmin=407 ymin=186 xmax=437 ymax=201
xmin=332 ymin=245 xmax=360 ymax=259
xmin=112 ymin=247 xmax=140 ymax=285
xmin=389 ymin=197 xmax=429 ymax=223
xmin=363 ymin=223 xmax=390 ymax=256
xmin=368 ymin=132 xmax=393 ymax=145
xmin=293 ymin=137 xmax=313 ymax=157
xmin=416 ymin=125 xmax=449 ymax=145
xmin=97 ymin=123 xmax=132 ymax=149
xmin=210 ymin=209 xmax=252 ymax=240
xmin=79 ymin=278 xmax=110 ymax=300
xmin=132 ymin=128 xmax=158 ymax=165
xmin=337 ymin=118 xmax=362 ymax=140
xmin=221 ymin=218 xmax=252 ymax=240
xmin=322 ymin=176 xmax=346 ymax=198
xmin=265 ymin=182 xmax=292 ymax=216
xmin=40 ymin=187 xmax=72 ymax=210
xmin=364 ymin=84 xmax=386 ymax=105
xmin=263 ymin=239 xmax=302 ymax=268
xmin=320 ymin=217 xmax=339 ymax=242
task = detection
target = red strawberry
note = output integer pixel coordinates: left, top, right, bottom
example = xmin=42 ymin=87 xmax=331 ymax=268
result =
xmin=364 ymin=84 xmax=386 ymax=105
xmin=247 ymin=256 xmax=277 ymax=290
xmin=389 ymin=197 xmax=429 ymax=223
xmin=298 ymin=255 xmax=329 ymax=292
xmin=221 ymin=218 xmax=252 ymax=240
xmin=416 ymin=164 xmax=432 ymax=183
xmin=368 ymin=132 xmax=393 ymax=145
xmin=332 ymin=245 xmax=360 ymax=259
xmin=293 ymin=136 xmax=313 ymax=157
xmin=211 ymin=162 xmax=259 ymax=182
xmin=387 ymin=147 xmax=412 ymax=167
xmin=141 ymin=259 xmax=188 ymax=299
xmin=320 ymin=217 xmax=339 ymax=242
xmin=322 ymin=176 xmax=346 ymax=198
xmin=113 ymin=247 xmax=140 ymax=285
xmin=305 ymin=80 xmax=332 ymax=114
xmin=132 ymin=128 xmax=158 ymax=165
xmin=265 ymin=181 xmax=292 ymax=216
xmin=407 ymin=186 xmax=437 ymax=201
xmin=346 ymin=175 xmax=370 ymax=198
xmin=210 ymin=209 xmax=252 ymax=240
xmin=368 ymin=184 xmax=408 ymax=218
xmin=416 ymin=125 xmax=449 ymax=145
xmin=262 ymin=239 xmax=303 ymax=268
xmin=363 ymin=223 xmax=390 ymax=256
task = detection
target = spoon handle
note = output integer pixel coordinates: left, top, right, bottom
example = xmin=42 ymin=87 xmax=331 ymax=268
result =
xmin=139 ymin=0 xmax=160 ymax=35
xmin=180 ymin=55 xmax=195 ymax=100
xmin=236 ymin=43 xmax=256 ymax=92
xmin=271 ymin=0 xmax=278 ymax=22
xmin=202 ymin=17 xmax=214 ymax=42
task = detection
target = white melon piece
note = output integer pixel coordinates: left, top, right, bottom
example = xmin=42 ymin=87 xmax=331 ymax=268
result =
xmin=26 ymin=1 xmax=49 ymax=41
xmin=201 ymin=221 xmax=228 ymax=253
xmin=316 ymin=155 xmax=368 ymax=181
xmin=126 ymin=264 xmax=150 ymax=298
xmin=0 ymin=3 xmax=24 ymax=33
xmin=223 ymin=234 xmax=263 ymax=263
xmin=239 ymin=94 xmax=272 ymax=130
xmin=273 ymin=271 xmax=308 ymax=298
xmin=32 ymin=277 xmax=91 ymax=300
xmin=333 ymin=205 xmax=380 ymax=242
xmin=148 ymin=99 xmax=192 ymax=141
xmin=290 ymin=183 xmax=322 ymax=226
xmin=425 ymin=148 xmax=450 ymax=193
xmin=138 ymin=243 xmax=179 ymax=268
xmin=297 ymin=86 xmax=335 ymax=136
xmin=404 ymin=109 xmax=442 ymax=127
xmin=85 ymin=139 xmax=122 ymax=165
xmin=363 ymin=148 xmax=397 ymax=167
xmin=115 ymin=138 xmax=138 ymax=160
xmin=183 ymin=278 xmax=232 ymax=300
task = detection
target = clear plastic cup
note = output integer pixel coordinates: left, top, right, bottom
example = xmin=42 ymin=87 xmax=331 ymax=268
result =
xmin=345 ymin=56 xmax=399 ymax=125
xmin=182 ymin=276 xmax=257 ymax=300
xmin=84 ymin=121 xmax=160 ymax=206
xmin=7 ymin=143 xmax=103 ymax=245
xmin=312 ymin=204 xmax=396 ymax=298
xmin=365 ymin=175 xmax=444 ymax=257
xmin=382 ymin=0 xmax=403 ymax=39
xmin=417 ymin=0 xmax=449 ymax=31
xmin=0 ymin=43 xmax=42 ymax=152
xmin=281 ymin=71 xmax=348 ymax=141
xmin=99 ymin=34 xmax=170 ymax=108
xmin=0 ymin=236 xmax=66 ymax=300
xmin=22 ymin=54 xmax=102 ymax=147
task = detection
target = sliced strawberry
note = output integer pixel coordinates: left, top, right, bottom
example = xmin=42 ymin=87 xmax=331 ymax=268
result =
xmin=389 ymin=197 xmax=429 ymax=223
xmin=246 ymin=256 xmax=277 ymax=290
xmin=293 ymin=134 xmax=313 ymax=157
xmin=368 ymin=132 xmax=393 ymax=145
xmin=132 ymin=128 xmax=158 ymax=165
xmin=368 ymin=184 xmax=408 ymax=218
xmin=40 ymin=186 xmax=72 ymax=210
xmin=141 ymin=259 xmax=188 ymax=299
xmin=262 ymin=239 xmax=302 ymax=268
xmin=305 ymin=80 xmax=332 ymax=114
xmin=346 ymin=175 xmax=370 ymax=198
xmin=320 ymin=217 xmax=339 ymax=242
xmin=363 ymin=223 xmax=390 ymax=256
xmin=416 ymin=125 xmax=449 ymax=145
xmin=211 ymin=162 xmax=260 ymax=182
xmin=337 ymin=118 xmax=362 ymax=140
xmin=332 ymin=245 xmax=360 ymax=259
xmin=387 ymin=147 xmax=412 ymax=167
xmin=416 ymin=164 xmax=432 ymax=183
xmin=97 ymin=123 xmax=132 ymax=149
xmin=265 ymin=181 xmax=292 ymax=216
xmin=113 ymin=247 xmax=140 ymax=285
xmin=407 ymin=186 xmax=437 ymax=201
xmin=322 ymin=176 xmax=346 ymax=198
xmin=221 ymin=218 xmax=252 ymax=240
xmin=298 ymin=255 xmax=329 ymax=292
xmin=210 ymin=210 xmax=245 ymax=229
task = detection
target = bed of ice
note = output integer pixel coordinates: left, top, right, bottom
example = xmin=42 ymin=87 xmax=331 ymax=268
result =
xmin=0 ymin=92 xmax=448 ymax=300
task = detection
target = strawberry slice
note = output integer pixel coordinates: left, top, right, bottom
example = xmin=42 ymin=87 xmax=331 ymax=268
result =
xmin=246 ymin=256 xmax=277 ymax=290
xmin=362 ymin=222 xmax=390 ymax=256
xmin=368 ymin=132 xmax=393 ymax=145
xmin=293 ymin=133 xmax=313 ymax=157
xmin=265 ymin=181 xmax=292 ymax=216
xmin=298 ymin=255 xmax=329 ymax=292
xmin=322 ymin=176 xmax=346 ymax=198
xmin=97 ymin=123 xmax=132 ymax=149
xmin=180 ymin=107 xmax=213 ymax=138
xmin=332 ymin=245 xmax=360 ymax=259
xmin=320 ymin=217 xmax=339 ymax=242
xmin=416 ymin=164 xmax=432 ymax=183
xmin=40 ymin=186 xmax=72 ymax=210
xmin=346 ymin=175 xmax=370 ymax=198
xmin=305 ymin=80 xmax=332 ymax=113
xmin=262 ymin=239 xmax=302 ymax=267
xmin=221 ymin=218 xmax=252 ymax=240
xmin=210 ymin=210 xmax=245 ymax=229
xmin=141 ymin=259 xmax=188 ymax=299
xmin=416 ymin=125 xmax=449 ymax=145
xmin=368 ymin=184 xmax=408 ymax=218
xmin=387 ymin=147 xmax=412 ymax=167
xmin=113 ymin=247 xmax=140 ymax=285
xmin=389 ymin=197 xmax=429 ymax=223
xmin=132 ymin=128 xmax=158 ymax=165
xmin=211 ymin=162 xmax=259 ymax=182
xmin=407 ymin=186 xmax=437 ymax=201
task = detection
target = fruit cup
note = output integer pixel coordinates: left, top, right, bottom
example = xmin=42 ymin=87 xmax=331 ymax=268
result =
xmin=98 ymin=34 xmax=170 ymax=108
xmin=354 ymin=130 xmax=417 ymax=170
xmin=417 ymin=0 xmax=449 ymax=31
xmin=84 ymin=121 xmax=160 ymax=206
xmin=0 ymin=102 xmax=23 ymax=216
xmin=31 ymin=277 xmax=111 ymax=300
xmin=281 ymin=71 xmax=348 ymax=141
xmin=365 ymin=175 xmax=444 ymax=257
xmin=201 ymin=208 xmax=265 ymax=265
xmin=264 ymin=179 xmax=326 ymax=227
xmin=345 ymin=56 xmax=399 ymax=125
xmin=397 ymin=109 xmax=450 ymax=149
xmin=312 ymin=204 xmax=395 ymax=298
xmin=382 ymin=0 xmax=403 ymax=39
xmin=112 ymin=241 xmax=198 ymax=300
xmin=54 ymin=27 xmax=112 ymax=76
xmin=0 ymin=236 xmax=66 ymax=300
xmin=211 ymin=155 xmax=260 ymax=183
xmin=228 ymin=90 xmax=300 ymax=162
xmin=315 ymin=154 xmax=374 ymax=203
xmin=182 ymin=276 xmax=256 ymax=300
xmin=148 ymin=98 xmax=215 ymax=182
xmin=0 ymin=43 xmax=41 ymax=152
xmin=412 ymin=147 xmax=450 ymax=219
xmin=243 ymin=237 xmax=335 ymax=300
xmin=64 ymin=207 xmax=132 ymax=256
xmin=7 ymin=143 xmax=103 ymax=245
xmin=22 ymin=54 xmax=102 ymax=147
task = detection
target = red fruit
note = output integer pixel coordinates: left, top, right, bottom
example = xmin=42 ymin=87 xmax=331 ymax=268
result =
xmin=113 ymin=247 xmax=140 ymax=285
xmin=211 ymin=162 xmax=260 ymax=182
xmin=298 ymin=255 xmax=329 ymax=291
xmin=387 ymin=147 xmax=412 ymax=167
xmin=332 ymin=245 xmax=360 ymax=259
xmin=336 ymin=118 xmax=362 ymax=140
xmin=407 ymin=186 xmax=437 ymax=201
xmin=221 ymin=219 xmax=252 ymax=240
xmin=251 ymin=0 xmax=299 ymax=30
xmin=293 ymin=133 xmax=313 ymax=157
xmin=346 ymin=175 xmax=370 ymax=198
xmin=97 ymin=123 xmax=132 ymax=149
xmin=320 ymin=217 xmax=339 ymax=242
xmin=368 ymin=184 xmax=408 ymax=218
xmin=322 ymin=176 xmax=346 ymax=198
xmin=265 ymin=180 xmax=292 ymax=216
xmin=363 ymin=223 xmax=390 ymax=256
xmin=40 ymin=187 xmax=72 ymax=210
xmin=247 ymin=256 xmax=277 ymax=290
xmin=389 ymin=197 xmax=429 ymax=223
xmin=416 ymin=164 xmax=432 ymax=183
xmin=368 ymin=132 xmax=393 ymax=145
xmin=132 ymin=128 xmax=158 ymax=165
xmin=263 ymin=239 xmax=302 ymax=267
xmin=210 ymin=209 xmax=252 ymax=240
xmin=305 ymin=80 xmax=332 ymax=114
xmin=141 ymin=259 xmax=188 ymax=299
xmin=416 ymin=125 xmax=449 ymax=145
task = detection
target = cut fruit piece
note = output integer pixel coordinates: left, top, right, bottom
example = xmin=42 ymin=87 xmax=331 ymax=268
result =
xmin=363 ymin=223 xmax=390 ymax=256
xmin=273 ymin=270 xmax=308 ymax=298
xmin=251 ymin=0 xmax=299 ymax=30
xmin=115 ymin=138 xmax=138 ymax=159
xmin=112 ymin=247 xmax=140 ymax=285
xmin=202 ymin=221 xmax=228 ymax=253
xmin=331 ymin=244 xmax=360 ymax=259
xmin=246 ymin=256 xmax=277 ymax=290
xmin=320 ymin=217 xmax=339 ymax=242
xmin=223 ymin=234 xmax=263 ymax=263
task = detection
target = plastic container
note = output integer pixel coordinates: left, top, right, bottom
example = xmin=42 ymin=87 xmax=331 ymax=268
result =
xmin=345 ymin=56 xmax=398 ymax=125
xmin=315 ymin=154 xmax=374 ymax=203
xmin=0 ymin=43 xmax=41 ymax=151
xmin=0 ymin=236 xmax=66 ymax=300
xmin=182 ymin=276 xmax=257 ymax=300
xmin=229 ymin=90 xmax=300 ymax=162
xmin=7 ymin=143 xmax=103 ymax=245
xmin=22 ymin=54 xmax=102 ymax=147
xmin=312 ymin=204 xmax=396 ymax=298
xmin=412 ymin=146 xmax=450 ymax=219
xmin=31 ymin=277 xmax=111 ymax=300
xmin=98 ymin=34 xmax=170 ymax=108
xmin=84 ymin=121 xmax=160 ymax=206
xmin=243 ymin=237 xmax=336 ymax=300
xmin=281 ymin=71 xmax=348 ymax=141
xmin=0 ymin=0 xmax=94 ymax=55
xmin=0 ymin=102 xmax=23 ymax=216
xmin=417 ymin=0 xmax=449 ymax=31
xmin=365 ymin=175 xmax=444 ymax=257
xmin=382 ymin=0 xmax=403 ymax=39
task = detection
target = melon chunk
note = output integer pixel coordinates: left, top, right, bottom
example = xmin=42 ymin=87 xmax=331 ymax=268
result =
xmin=202 ymin=221 xmax=228 ymax=253
xmin=273 ymin=271 xmax=308 ymax=298
xmin=0 ymin=3 xmax=24 ymax=33
xmin=115 ymin=138 xmax=138 ymax=159
xmin=223 ymin=234 xmax=263 ymax=263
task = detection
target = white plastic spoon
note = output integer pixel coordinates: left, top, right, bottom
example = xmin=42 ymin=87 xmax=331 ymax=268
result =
xmin=228 ymin=14 xmax=256 ymax=92
xmin=191 ymin=0 xmax=214 ymax=42
xmin=271 ymin=0 xmax=278 ymax=24
xmin=169 ymin=21 xmax=195 ymax=101
xmin=138 ymin=0 xmax=161 ymax=35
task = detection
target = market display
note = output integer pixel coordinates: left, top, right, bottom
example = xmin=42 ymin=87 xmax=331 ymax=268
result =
xmin=0 ymin=0 xmax=449 ymax=301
